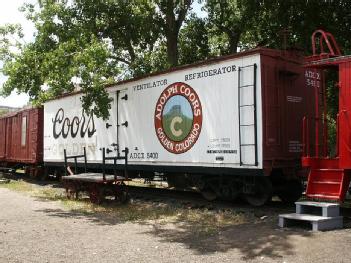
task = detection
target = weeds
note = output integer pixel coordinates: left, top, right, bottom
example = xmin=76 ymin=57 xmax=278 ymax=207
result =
xmin=0 ymin=179 xmax=37 ymax=193
xmin=0 ymin=179 xmax=255 ymax=237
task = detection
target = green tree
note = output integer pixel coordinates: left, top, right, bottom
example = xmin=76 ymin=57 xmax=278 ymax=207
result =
xmin=0 ymin=0 xmax=198 ymax=118
xmin=155 ymin=0 xmax=193 ymax=67
xmin=1 ymin=2 xmax=120 ymax=119
xmin=73 ymin=0 xmax=161 ymax=72
xmin=1 ymin=0 xmax=164 ymax=119
xmin=3 ymin=0 xmax=351 ymax=121
xmin=205 ymin=0 xmax=261 ymax=54
xmin=242 ymin=0 xmax=351 ymax=53
xmin=0 ymin=24 xmax=24 ymax=66
xmin=0 ymin=109 xmax=9 ymax=116
xmin=178 ymin=14 xmax=211 ymax=65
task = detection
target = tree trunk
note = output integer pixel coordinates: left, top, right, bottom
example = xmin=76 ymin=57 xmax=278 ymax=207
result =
xmin=158 ymin=0 xmax=191 ymax=68
xmin=166 ymin=30 xmax=179 ymax=67
xmin=228 ymin=33 xmax=240 ymax=54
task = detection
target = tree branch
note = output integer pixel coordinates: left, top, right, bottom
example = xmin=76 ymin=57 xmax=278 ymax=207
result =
xmin=175 ymin=0 xmax=192 ymax=32
xmin=109 ymin=54 xmax=131 ymax=65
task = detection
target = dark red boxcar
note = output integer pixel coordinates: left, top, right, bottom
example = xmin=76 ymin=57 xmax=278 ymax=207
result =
xmin=0 ymin=107 xmax=43 ymax=165
xmin=260 ymin=50 xmax=315 ymax=176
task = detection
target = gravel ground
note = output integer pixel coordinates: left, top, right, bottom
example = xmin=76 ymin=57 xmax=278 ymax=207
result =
xmin=1 ymin=187 xmax=351 ymax=263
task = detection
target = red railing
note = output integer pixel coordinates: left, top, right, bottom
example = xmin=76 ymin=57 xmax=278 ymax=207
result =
xmin=336 ymin=113 xmax=340 ymax=157
xmin=311 ymin=30 xmax=341 ymax=57
xmin=302 ymin=115 xmax=339 ymax=158
xmin=302 ymin=116 xmax=309 ymax=157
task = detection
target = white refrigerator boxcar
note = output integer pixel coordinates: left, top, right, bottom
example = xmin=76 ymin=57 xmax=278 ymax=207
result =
xmin=44 ymin=48 xmax=313 ymax=205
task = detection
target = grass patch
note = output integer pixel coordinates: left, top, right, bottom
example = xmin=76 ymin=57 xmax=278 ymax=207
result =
xmin=163 ymin=208 xmax=250 ymax=236
xmin=0 ymin=179 xmax=38 ymax=193
xmin=0 ymin=179 xmax=254 ymax=236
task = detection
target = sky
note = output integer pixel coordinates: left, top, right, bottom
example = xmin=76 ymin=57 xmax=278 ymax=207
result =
xmin=0 ymin=1 xmax=206 ymax=108
xmin=0 ymin=0 xmax=37 ymax=108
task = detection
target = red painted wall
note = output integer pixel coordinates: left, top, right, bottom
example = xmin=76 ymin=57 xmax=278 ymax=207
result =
xmin=261 ymin=51 xmax=315 ymax=173
xmin=339 ymin=62 xmax=351 ymax=168
xmin=0 ymin=118 xmax=6 ymax=160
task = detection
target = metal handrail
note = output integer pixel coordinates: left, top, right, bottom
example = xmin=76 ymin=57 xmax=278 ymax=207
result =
xmin=102 ymin=147 xmax=129 ymax=181
xmin=63 ymin=147 xmax=87 ymax=176
xmin=63 ymin=147 xmax=129 ymax=182
xmin=311 ymin=30 xmax=341 ymax=57
xmin=302 ymin=116 xmax=339 ymax=158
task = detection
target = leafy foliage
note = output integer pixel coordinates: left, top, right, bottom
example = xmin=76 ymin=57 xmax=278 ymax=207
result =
xmin=1 ymin=2 xmax=121 ymax=118
xmin=179 ymin=14 xmax=210 ymax=65
xmin=243 ymin=0 xmax=351 ymax=53
xmin=205 ymin=0 xmax=261 ymax=54
xmin=1 ymin=0 xmax=351 ymax=120
xmin=155 ymin=0 xmax=193 ymax=67
xmin=0 ymin=109 xmax=9 ymax=116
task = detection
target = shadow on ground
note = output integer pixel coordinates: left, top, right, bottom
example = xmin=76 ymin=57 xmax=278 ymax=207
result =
xmin=143 ymin=220 xmax=311 ymax=260
xmin=33 ymin=200 xmax=321 ymax=261
xmin=6 ymin=174 xmax=351 ymax=260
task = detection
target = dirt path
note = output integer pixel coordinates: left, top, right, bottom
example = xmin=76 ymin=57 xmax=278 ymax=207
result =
xmin=1 ymin=187 xmax=351 ymax=263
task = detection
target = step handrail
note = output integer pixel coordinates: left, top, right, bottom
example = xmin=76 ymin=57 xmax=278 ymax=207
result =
xmin=311 ymin=30 xmax=342 ymax=57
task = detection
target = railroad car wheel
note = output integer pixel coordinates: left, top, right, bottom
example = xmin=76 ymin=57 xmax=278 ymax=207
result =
xmin=200 ymin=177 xmax=240 ymax=201
xmin=114 ymin=183 xmax=130 ymax=204
xmin=65 ymin=182 xmax=77 ymax=200
xmin=115 ymin=190 xmax=130 ymax=204
xmin=39 ymin=167 xmax=49 ymax=181
xmin=89 ymin=185 xmax=104 ymax=204
xmin=244 ymin=177 xmax=272 ymax=206
xmin=219 ymin=178 xmax=241 ymax=201
xmin=198 ymin=176 xmax=218 ymax=201
xmin=167 ymin=174 xmax=190 ymax=189
xmin=277 ymin=179 xmax=303 ymax=204
xmin=201 ymin=188 xmax=217 ymax=201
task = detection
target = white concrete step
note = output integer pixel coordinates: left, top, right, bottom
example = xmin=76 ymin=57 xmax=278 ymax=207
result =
xmin=279 ymin=213 xmax=343 ymax=231
xmin=295 ymin=201 xmax=340 ymax=217
xmin=295 ymin=201 xmax=340 ymax=207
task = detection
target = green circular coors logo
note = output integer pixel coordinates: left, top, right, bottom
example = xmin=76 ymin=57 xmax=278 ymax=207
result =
xmin=154 ymin=82 xmax=203 ymax=154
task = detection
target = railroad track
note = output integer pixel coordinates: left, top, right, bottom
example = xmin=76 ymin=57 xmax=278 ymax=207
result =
xmin=126 ymin=182 xmax=291 ymax=213
xmin=3 ymin=175 xmax=293 ymax=213
xmin=128 ymin=185 xmax=218 ymax=208
xmin=0 ymin=172 xmax=10 ymax=184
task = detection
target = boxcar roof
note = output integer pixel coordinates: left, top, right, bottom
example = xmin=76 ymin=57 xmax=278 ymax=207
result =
xmin=0 ymin=106 xmax=40 ymax=120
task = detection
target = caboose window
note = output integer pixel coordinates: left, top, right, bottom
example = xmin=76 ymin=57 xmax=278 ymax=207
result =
xmin=21 ymin=116 xmax=27 ymax=146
